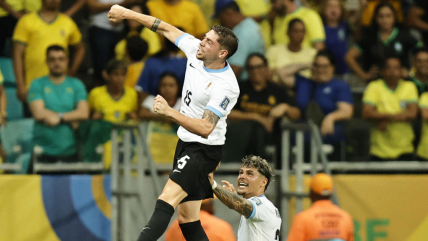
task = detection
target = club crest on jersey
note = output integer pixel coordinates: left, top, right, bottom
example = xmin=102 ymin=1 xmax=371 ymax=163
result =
xmin=220 ymin=96 xmax=230 ymax=110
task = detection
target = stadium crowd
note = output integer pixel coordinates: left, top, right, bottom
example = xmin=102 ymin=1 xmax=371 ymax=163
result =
xmin=0 ymin=0 xmax=428 ymax=173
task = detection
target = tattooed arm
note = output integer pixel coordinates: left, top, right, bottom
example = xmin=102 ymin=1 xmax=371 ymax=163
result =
xmin=208 ymin=173 xmax=253 ymax=218
xmin=213 ymin=184 xmax=254 ymax=218
xmin=153 ymin=95 xmax=220 ymax=138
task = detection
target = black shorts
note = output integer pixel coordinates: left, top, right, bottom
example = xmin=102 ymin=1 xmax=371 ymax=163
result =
xmin=170 ymin=139 xmax=223 ymax=203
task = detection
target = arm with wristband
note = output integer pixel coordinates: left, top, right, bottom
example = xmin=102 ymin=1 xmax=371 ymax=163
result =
xmin=208 ymin=173 xmax=254 ymax=218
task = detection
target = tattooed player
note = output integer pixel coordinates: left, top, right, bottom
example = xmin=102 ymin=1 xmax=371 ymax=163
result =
xmin=209 ymin=155 xmax=282 ymax=241
xmin=108 ymin=4 xmax=240 ymax=241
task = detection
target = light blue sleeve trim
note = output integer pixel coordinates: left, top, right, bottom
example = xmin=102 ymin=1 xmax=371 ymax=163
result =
xmin=174 ymin=33 xmax=190 ymax=46
xmin=205 ymin=105 xmax=223 ymax=118
xmin=247 ymin=200 xmax=257 ymax=220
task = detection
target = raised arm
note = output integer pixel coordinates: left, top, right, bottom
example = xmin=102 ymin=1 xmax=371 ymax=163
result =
xmin=208 ymin=173 xmax=254 ymax=218
xmin=108 ymin=4 xmax=184 ymax=44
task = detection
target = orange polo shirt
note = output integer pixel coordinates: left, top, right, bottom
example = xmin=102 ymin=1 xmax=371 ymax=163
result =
xmin=165 ymin=210 xmax=236 ymax=241
xmin=287 ymin=200 xmax=354 ymax=241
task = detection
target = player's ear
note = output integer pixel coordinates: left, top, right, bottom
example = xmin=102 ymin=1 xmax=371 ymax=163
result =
xmin=218 ymin=49 xmax=228 ymax=59
xmin=261 ymin=177 xmax=267 ymax=188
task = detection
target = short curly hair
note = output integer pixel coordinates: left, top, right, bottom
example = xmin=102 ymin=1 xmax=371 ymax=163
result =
xmin=241 ymin=155 xmax=274 ymax=191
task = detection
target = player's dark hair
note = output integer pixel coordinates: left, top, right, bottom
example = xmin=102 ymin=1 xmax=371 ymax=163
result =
xmin=46 ymin=45 xmax=66 ymax=56
xmin=104 ymin=59 xmax=127 ymax=74
xmin=126 ymin=36 xmax=149 ymax=62
xmin=210 ymin=25 xmax=239 ymax=59
xmin=287 ymin=18 xmax=304 ymax=31
xmin=315 ymin=49 xmax=336 ymax=67
xmin=245 ymin=53 xmax=268 ymax=69
xmin=241 ymin=155 xmax=274 ymax=191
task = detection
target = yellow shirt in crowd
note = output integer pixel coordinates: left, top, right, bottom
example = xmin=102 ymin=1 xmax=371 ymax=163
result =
xmin=114 ymin=28 xmax=162 ymax=61
xmin=273 ymin=6 xmax=325 ymax=47
xmin=417 ymin=93 xmax=428 ymax=160
xmin=88 ymin=85 xmax=138 ymax=124
xmin=12 ymin=12 xmax=82 ymax=87
xmin=125 ymin=62 xmax=145 ymax=89
xmin=363 ymin=79 xmax=418 ymax=159
xmin=88 ymin=85 xmax=138 ymax=168
xmin=0 ymin=0 xmax=41 ymax=17
xmin=147 ymin=0 xmax=208 ymax=38
xmin=266 ymin=44 xmax=316 ymax=79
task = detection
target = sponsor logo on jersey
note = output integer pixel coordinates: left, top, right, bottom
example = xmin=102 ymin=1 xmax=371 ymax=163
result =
xmin=220 ymin=96 xmax=230 ymax=110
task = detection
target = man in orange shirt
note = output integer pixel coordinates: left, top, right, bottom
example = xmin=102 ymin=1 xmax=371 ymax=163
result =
xmin=165 ymin=197 xmax=236 ymax=241
xmin=287 ymin=173 xmax=354 ymax=241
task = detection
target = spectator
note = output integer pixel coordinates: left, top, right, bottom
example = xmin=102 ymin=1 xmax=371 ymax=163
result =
xmin=114 ymin=2 xmax=162 ymax=61
xmin=319 ymin=0 xmax=363 ymax=76
xmin=13 ymin=0 xmax=85 ymax=112
xmin=267 ymin=18 xmax=316 ymax=87
xmin=88 ymin=59 xmax=138 ymax=124
xmin=140 ymin=72 xmax=181 ymax=121
xmin=408 ymin=0 xmax=428 ymax=51
xmin=0 ymin=0 xmax=85 ymax=56
xmin=272 ymin=0 xmax=325 ymax=50
xmin=287 ymin=173 xmax=354 ymax=241
xmin=124 ymin=36 xmax=148 ymax=89
xmin=362 ymin=57 xmax=418 ymax=161
xmin=361 ymin=0 xmax=404 ymax=27
xmin=417 ymin=92 xmax=428 ymax=161
xmin=230 ymin=53 xmax=301 ymax=130
xmin=410 ymin=48 xmax=428 ymax=95
xmin=165 ymin=198 xmax=236 ymax=241
xmin=28 ymin=45 xmax=89 ymax=164
xmin=147 ymin=0 xmax=208 ymax=40
xmin=87 ymin=0 xmax=141 ymax=87
xmin=296 ymin=50 xmax=353 ymax=160
xmin=345 ymin=2 xmax=423 ymax=82
xmin=140 ymin=72 xmax=181 ymax=164
xmin=213 ymin=0 xmax=265 ymax=80
xmin=136 ymin=37 xmax=187 ymax=98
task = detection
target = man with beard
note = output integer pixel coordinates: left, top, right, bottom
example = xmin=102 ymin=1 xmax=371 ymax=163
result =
xmin=28 ymin=45 xmax=88 ymax=165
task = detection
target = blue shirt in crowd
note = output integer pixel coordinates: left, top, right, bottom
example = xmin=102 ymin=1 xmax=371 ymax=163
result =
xmin=137 ymin=55 xmax=187 ymax=96
xmin=295 ymin=75 xmax=353 ymax=143
xmin=324 ymin=22 xmax=350 ymax=75
xmin=228 ymin=17 xmax=265 ymax=80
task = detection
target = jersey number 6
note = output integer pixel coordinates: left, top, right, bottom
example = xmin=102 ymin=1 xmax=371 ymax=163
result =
xmin=177 ymin=155 xmax=190 ymax=169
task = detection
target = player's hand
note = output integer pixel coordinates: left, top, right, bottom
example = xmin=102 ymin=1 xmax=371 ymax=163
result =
xmin=107 ymin=4 xmax=128 ymax=23
xmin=221 ymin=180 xmax=237 ymax=194
xmin=153 ymin=95 xmax=171 ymax=116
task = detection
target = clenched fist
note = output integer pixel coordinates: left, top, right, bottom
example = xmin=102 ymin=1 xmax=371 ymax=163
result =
xmin=153 ymin=95 xmax=170 ymax=116
xmin=107 ymin=4 xmax=128 ymax=23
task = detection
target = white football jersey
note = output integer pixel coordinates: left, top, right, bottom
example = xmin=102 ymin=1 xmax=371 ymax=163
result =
xmin=237 ymin=195 xmax=282 ymax=241
xmin=174 ymin=33 xmax=240 ymax=145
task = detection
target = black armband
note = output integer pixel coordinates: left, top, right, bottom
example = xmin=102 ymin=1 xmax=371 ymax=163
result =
xmin=150 ymin=18 xmax=161 ymax=32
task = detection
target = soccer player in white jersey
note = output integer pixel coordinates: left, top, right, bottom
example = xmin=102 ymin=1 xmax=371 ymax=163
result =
xmin=209 ymin=155 xmax=282 ymax=241
xmin=108 ymin=5 xmax=240 ymax=241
